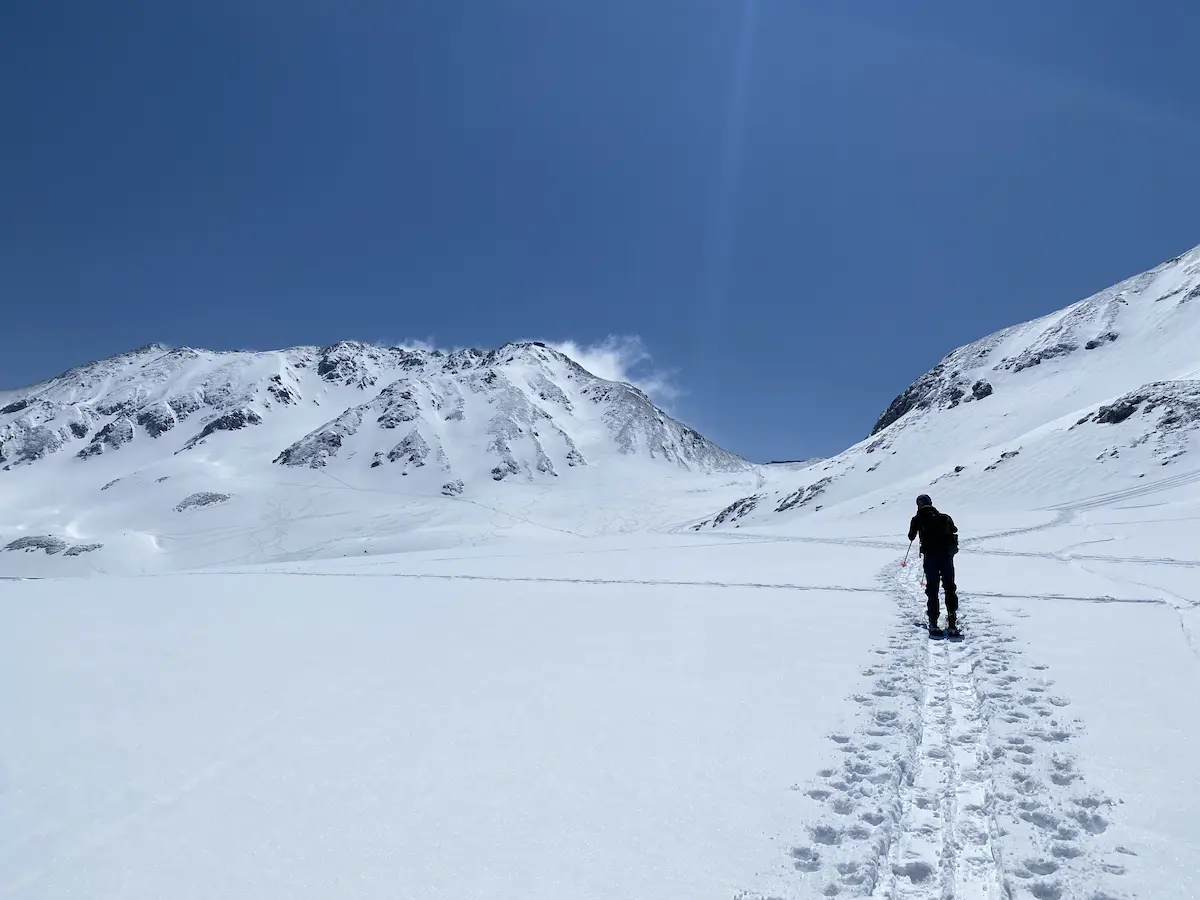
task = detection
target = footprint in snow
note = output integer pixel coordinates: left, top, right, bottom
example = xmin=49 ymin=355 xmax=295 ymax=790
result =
xmin=891 ymin=860 xmax=934 ymax=883
xmin=1022 ymin=858 xmax=1060 ymax=876
xmin=809 ymin=824 xmax=842 ymax=845
xmin=1025 ymin=881 xmax=1064 ymax=900
xmin=1049 ymin=841 xmax=1082 ymax=859
xmin=791 ymin=846 xmax=821 ymax=872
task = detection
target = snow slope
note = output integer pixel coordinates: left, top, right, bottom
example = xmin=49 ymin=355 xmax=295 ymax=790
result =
xmin=693 ymin=242 xmax=1200 ymax=530
xmin=4 ymin=246 xmax=1200 ymax=899
xmin=0 ymin=340 xmax=753 ymax=575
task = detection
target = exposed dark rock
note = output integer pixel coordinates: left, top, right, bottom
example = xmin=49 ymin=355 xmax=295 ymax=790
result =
xmin=77 ymin=417 xmax=135 ymax=459
xmin=534 ymin=446 xmax=557 ymax=476
xmin=1084 ymin=332 xmax=1119 ymax=350
xmin=441 ymin=479 xmax=465 ymax=496
xmin=96 ymin=401 xmax=134 ymax=417
xmin=442 ymin=348 xmax=489 ymax=374
xmin=317 ymin=349 xmax=370 ymax=386
xmin=64 ymin=543 xmax=103 ymax=556
xmin=1 ymin=423 xmax=64 ymax=464
xmin=1093 ymin=381 xmax=1200 ymax=433
xmin=274 ymin=408 xmax=363 ymax=468
xmin=1003 ymin=341 xmax=1078 ymax=373
xmin=101 ymin=478 xmax=121 ymax=491
xmin=1 ymin=399 xmax=29 ymax=415
xmin=275 ymin=430 xmax=345 ymax=467
xmin=694 ymin=495 xmax=761 ymax=529
xmin=384 ymin=430 xmax=430 ymax=468
xmin=136 ymin=405 xmax=176 ymax=438
xmin=267 ymin=375 xmax=297 ymax=405
xmin=180 ymin=409 xmax=262 ymax=450
xmin=316 ymin=341 xmax=426 ymax=388
xmin=776 ymin=477 xmax=834 ymax=513
xmin=971 ymin=380 xmax=993 ymax=400
xmin=1094 ymin=399 xmax=1140 ymax=425
xmin=491 ymin=459 xmax=520 ymax=481
xmin=68 ymin=421 xmax=89 ymax=439
xmin=175 ymin=492 xmax=232 ymax=512
xmin=5 ymin=535 xmax=67 ymax=554
xmin=376 ymin=386 xmax=420 ymax=428
xmin=871 ymin=364 xmax=954 ymax=435
xmin=984 ymin=450 xmax=1021 ymax=472
xmin=530 ymin=375 xmax=572 ymax=410
xmin=168 ymin=395 xmax=202 ymax=419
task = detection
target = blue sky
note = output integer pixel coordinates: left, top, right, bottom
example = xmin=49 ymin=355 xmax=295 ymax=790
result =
xmin=4 ymin=1 xmax=1199 ymax=461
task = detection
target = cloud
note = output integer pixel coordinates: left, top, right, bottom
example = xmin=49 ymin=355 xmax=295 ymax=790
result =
xmin=545 ymin=336 xmax=680 ymax=408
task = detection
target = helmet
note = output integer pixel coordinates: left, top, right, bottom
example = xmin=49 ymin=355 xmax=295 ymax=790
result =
xmin=916 ymin=494 xmax=933 ymax=507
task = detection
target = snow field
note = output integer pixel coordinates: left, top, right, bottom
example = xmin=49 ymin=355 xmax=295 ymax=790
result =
xmin=0 ymin=553 xmax=895 ymax=900
xmin=4 ymin=504 xmax=1200 ymax=897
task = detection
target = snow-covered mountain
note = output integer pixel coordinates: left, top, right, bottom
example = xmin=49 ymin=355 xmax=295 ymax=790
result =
xmin=695 ymin=242 xmax=1200 ymax=528
xmin=0 ymin=341 xmax=755 ymax=574
xmin=0 ymin=340 xmax=744 ymax=480
xmin=6 ymin=262 xmax=1200 ymax=900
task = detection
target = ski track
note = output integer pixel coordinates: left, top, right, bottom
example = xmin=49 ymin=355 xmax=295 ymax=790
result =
xmin=753 ymin=563 xmax=1140 ymax=900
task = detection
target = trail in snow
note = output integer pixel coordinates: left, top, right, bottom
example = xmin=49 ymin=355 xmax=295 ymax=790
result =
xmin=763 ymin=560 xmax=1140 ymax=899
xmin=882 ymin=605 xmax=1004 ymax=900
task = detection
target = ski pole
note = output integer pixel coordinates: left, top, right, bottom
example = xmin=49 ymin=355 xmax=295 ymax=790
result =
xmin=901 ymin=540 xmax=912 ymax=567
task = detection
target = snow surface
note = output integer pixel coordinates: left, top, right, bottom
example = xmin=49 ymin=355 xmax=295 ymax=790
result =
xmin=4 ymin=249 xmax=1200 ymax=898
xmin=3 ymin=501 xmax=1196 ymax=899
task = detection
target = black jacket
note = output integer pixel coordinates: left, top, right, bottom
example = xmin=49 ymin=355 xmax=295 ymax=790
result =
xmin=908 ymin=505 xmax=958 ymax=556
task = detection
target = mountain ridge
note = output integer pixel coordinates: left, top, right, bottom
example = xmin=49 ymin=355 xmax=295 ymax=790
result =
xmin=694 ymin=240 xmax=1200 ymax=529
xmin=0 ymin=340 xmax=747 ymax=484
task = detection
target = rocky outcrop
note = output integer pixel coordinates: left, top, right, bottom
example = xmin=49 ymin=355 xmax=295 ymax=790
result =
xmin=776 ymin=477 xmax=834 ymax=513
xmin=1093 ymin=381 xmax=1200 ymax=431
xmin=175 ymin=492 xmax=232 ymax=512
xmin=691 ymin=495 xmax=761 ymax=530
xmin=3 ymin=535 xmax=103 ymax=555
xmin=77 ymin=417 xmax=135 ymax=459
xmin=275 ymin=409 xmax=365 ymax=468
xmin=180 ymin=409 xmax=263 ymax=451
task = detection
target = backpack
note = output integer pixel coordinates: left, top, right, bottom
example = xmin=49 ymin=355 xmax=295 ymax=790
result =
xmin=940 ymin=512 xmax=959 ymax=555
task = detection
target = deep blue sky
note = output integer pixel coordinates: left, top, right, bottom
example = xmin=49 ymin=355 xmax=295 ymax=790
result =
xmin=4 ymin=1 xmax=1199 ymax=461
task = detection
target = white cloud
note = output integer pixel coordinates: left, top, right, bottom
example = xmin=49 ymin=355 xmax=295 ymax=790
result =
xmin=545 ymin=336 xmax=680 ymax=408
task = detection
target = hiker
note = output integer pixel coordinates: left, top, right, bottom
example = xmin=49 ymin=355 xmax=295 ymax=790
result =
xmin=908 ymin=493 xmax=960 ymax=636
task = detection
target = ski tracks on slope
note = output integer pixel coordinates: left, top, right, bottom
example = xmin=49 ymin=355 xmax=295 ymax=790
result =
xmin=746 ymin=566 xmax=1138 ymax=900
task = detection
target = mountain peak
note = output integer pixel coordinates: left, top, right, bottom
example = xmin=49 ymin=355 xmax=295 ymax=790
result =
xmin=694 ymin=240 xmax=1200 ymax=530
xmin=1 ymin=339 xmax=747 ymax=488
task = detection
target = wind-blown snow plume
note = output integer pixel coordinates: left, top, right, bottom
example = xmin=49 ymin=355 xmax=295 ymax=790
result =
xmin=546 ymin=336 xmax=680 ymax=408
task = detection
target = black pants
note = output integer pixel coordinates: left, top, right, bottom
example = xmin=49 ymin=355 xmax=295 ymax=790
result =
xmin=923 ymin=553 xmax=958 ymax=624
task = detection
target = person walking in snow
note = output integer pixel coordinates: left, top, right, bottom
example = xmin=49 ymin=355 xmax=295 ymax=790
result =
xmin=908 ymin=494 xmax=960 ymax=636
